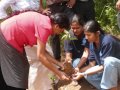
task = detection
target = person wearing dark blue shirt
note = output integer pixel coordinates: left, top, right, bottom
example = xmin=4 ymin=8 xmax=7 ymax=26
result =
xmin=73 ymin=20 xmax=120 ymax=90
xmin=64 ymin=14 xmax=89 ymax=72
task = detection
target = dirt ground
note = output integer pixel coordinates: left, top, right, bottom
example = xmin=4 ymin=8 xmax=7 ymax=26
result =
xmin=56 ymin=78 xmax=96 ymax=90
xmin=54 ymin=54 xmax=97 ymax=90
xmin=56 ymin=78 xmax=120 ymax=90
xmin=54 ymin=53 xmax=96 ymax=90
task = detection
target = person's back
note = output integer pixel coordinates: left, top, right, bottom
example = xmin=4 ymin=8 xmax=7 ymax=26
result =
xmin=1 ymin=11 xmax=52 ymax=52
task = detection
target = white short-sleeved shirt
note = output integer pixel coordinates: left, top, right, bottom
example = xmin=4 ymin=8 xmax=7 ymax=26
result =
xmin=11 ymin=0 xmax=40 ymax=11
xmin=0 ymin=0 xmax=40 ymax=19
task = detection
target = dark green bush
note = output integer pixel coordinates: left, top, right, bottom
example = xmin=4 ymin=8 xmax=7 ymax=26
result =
xmin=95 ymin=0 xmax=120 ymax=35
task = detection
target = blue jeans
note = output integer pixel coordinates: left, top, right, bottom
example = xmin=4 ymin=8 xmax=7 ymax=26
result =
xmin=101 ymin=57 xmax=120 ymax=89
xmin=85 ymin=57 xmax=120 ymax=90
xmin=85 ymin=66 xmax=103 ymax=90
xmin=72 ymin=58 xmax=80 ymax=68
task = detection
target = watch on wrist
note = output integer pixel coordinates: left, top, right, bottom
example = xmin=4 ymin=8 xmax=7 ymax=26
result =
xmin=83 ymin=72 xmax=87 ymax=78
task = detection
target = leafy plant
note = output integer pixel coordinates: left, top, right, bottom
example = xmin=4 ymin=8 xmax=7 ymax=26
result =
xmin=61 ymin=30 xmax=77 ymax=41
xmin=48 ymin=73 xmax=57 ymax=83
xmin=95 ymin=0 xmax=120 ymax=35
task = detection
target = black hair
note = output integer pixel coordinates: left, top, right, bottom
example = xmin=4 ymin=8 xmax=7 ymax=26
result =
xmin=50 ymin=13 xmax=70 ymax=30
xmin=84 ymin=20 xmax=105 ymax=34
xmin=70 ymin=14 xmax=85 ymax=26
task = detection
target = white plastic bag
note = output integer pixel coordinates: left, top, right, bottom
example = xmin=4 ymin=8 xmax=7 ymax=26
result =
xmin=25 ymin=43 xmax=53 ymax=90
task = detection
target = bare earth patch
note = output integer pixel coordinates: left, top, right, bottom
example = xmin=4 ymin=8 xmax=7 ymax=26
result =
xmin=56 ymin=78 xmax=96 ymax=90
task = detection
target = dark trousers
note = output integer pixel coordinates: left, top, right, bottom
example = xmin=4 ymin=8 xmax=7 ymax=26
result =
xmin=0 ymin=67 xmax=26 ymax=90
xmin=49 ymin=1 xmax=75 ymax=61
xmin=73 ymin=0 xmax=95 ymax=22
xmin=49 ymin=1 xmax=74 ymax=19
xmin=50 ymin=35 xmax=61 ymax=61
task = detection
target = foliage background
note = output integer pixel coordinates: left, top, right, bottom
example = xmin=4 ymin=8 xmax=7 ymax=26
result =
xmin=94 ymin=0 xmax=120 ymax=35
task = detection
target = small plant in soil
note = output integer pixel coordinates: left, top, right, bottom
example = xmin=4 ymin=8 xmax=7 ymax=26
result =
xmin=48 ymin=73 xmax=58 ymax=90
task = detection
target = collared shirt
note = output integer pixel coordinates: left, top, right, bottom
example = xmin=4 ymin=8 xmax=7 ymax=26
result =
xmin=88 ymin=34 xmax=120 ymax=65
xmin=1 ymin=11 xmax=53 ymax=53
xmin=64 ymin=30 xmax=89 ymax=59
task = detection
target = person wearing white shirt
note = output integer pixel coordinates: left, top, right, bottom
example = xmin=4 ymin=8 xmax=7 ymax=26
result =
xmin=0 ymin=0 xmax=40 ymax=19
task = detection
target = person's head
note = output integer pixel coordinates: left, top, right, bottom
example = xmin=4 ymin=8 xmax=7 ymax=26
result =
xmin=50 ymin=13 xmax=70 ymax=34
xmin=70 ymin=14 xmax=84 ymax=36
xmin=84 ymin=20 xmax=105 ymax=43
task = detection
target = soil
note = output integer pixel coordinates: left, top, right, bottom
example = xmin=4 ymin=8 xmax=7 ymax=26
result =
xmin=56 ymin=79 xmax=120 ymax=90
xmin=56 ymin=78 xmax=97 ymax=90
xmin=54 ymin=53 xmax=96 ymax=90
xmin=55 ymin=62 xmax=97 ymax=90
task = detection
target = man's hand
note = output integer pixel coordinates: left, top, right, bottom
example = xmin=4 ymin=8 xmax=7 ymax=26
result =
xmin=67 ymin=0 xmax=76 ymax=8
xmin=74 ymin=67 xmax=79 ymax=73
xmin=57 ymin=62 xmax=65 ymax=70
xmin=65 ymin=58 xmax=72 ymax=64
xmin=72 ymin=72 xmax=84 ymax=80
xmin=57 ymin=71 xmax=70 ymax=80
xmin=41 ymin=8 xmax=51 ymax=15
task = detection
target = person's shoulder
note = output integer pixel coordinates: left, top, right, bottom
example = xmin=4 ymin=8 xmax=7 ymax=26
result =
xmin=23 ymin=11 xmax=50 ymax=21
xmin=104 ymin=34 xmax=113 ymax=40
xmin=102 ymin=34 xmax=115 ymax=44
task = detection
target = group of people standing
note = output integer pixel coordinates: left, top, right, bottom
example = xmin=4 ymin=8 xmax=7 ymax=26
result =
xmin=0 ymin=0 xmax=120 ymax=90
